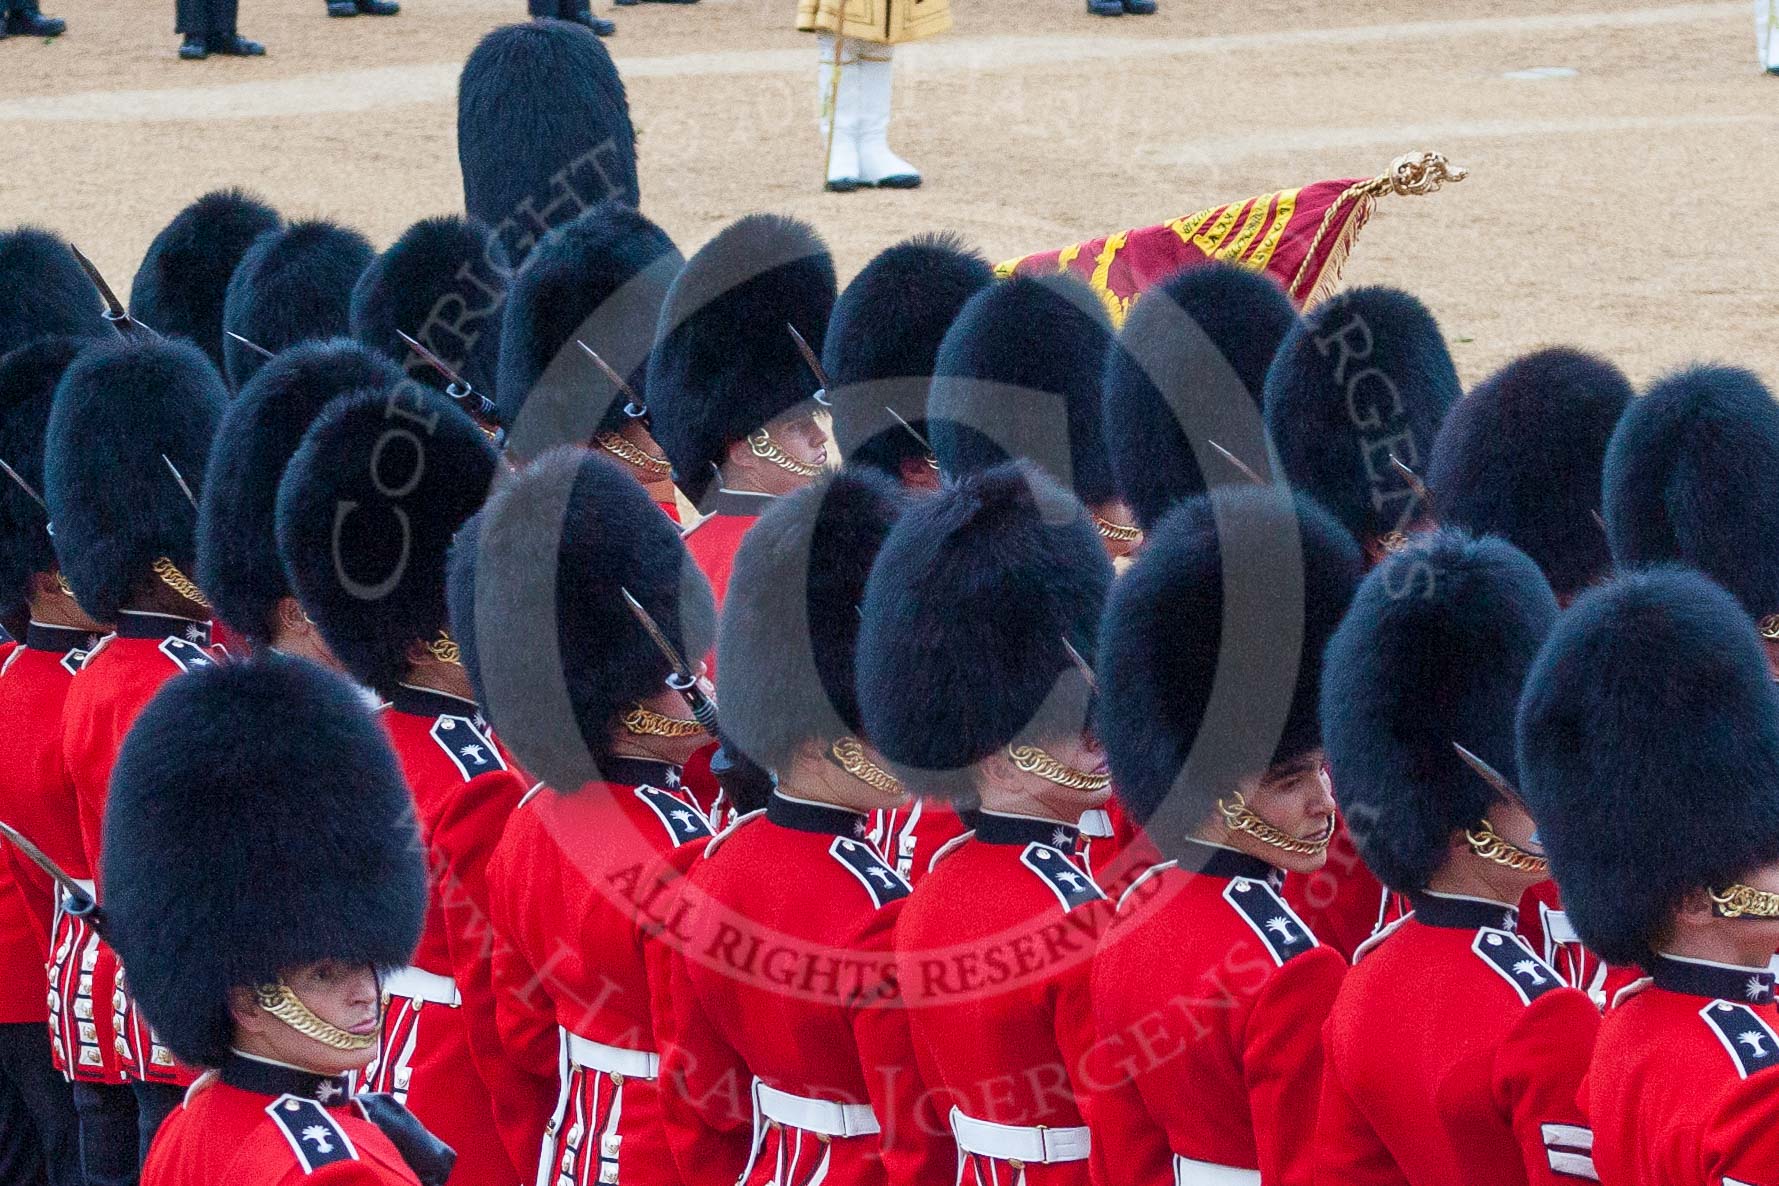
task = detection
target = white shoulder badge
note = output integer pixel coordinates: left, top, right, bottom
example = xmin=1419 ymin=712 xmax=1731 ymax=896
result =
xmin=1701 ymin=999 xmax=1779 ymax=1079
xmin=633 ymin=785 xmax=712 ymax=847
xmin=829 ymin=836 xmax=910 ymax=909
xmin=702 ymin=808 xmax=765 ymax=858
xmin=430 ymin=714 xmax=506 ymax=781
xmin=1224 ymin=877 xmax=1318 ymax=965
xmin=1019 ymin=843 xmax=1105 ymax=912
xmin=926 ymin=829 xmax=974 ymax=874
xmin=265 ymin=1094 xmax=358 ymax=1173
xmin=1472 ymin=929 xmax=1561 ymax=1005
xmin=158 ymin=636 xmax=216 ymax=674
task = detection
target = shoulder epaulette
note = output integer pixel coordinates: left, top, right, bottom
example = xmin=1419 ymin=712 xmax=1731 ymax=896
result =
xmin=158 ymin=636 xmax=217 ymax=674
xmin=926 ymin=829 xmax=974 ymax=874
xmin=633 ymin=785 xmax=713 ymax=847
xmin=1353 ymin=913 xmax=1411 ymax=964
xmin=264 ymin=1094 xmax=358 ymax=1173
xmin=702 ymin=808 xmax=764 ymax=858
xmin=1700 ymin=999 xmax=1779 ymax=1078
xmin=430 ymin=714 xmax=506 ymax=781
xmin=1019 ymin=843 xmax=1105 ymax=912
xmin=1223 ymin=877 xmax=1318 ymax=965
xmin=1116 ymin=860 xmax=1177 ymax=912
xmin=1472 ymin=928 xmax=1562 ymax=1005
xmin=828 ymin=836 xmax=911 ymax=909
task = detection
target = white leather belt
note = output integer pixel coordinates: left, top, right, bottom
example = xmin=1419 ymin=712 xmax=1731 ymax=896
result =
xmin=565 ymin=1033 xmax=659 ymax=1081
xmin=950 ymin=1108 xmax=1090 ymax=1165
xmin=756 ymin=1081 xmax=880 ymax=1138
xmin=1173 ymin=1155 xmax=1260 ymax=1186
xmin=381 ymin=966 xmax=460 ymax=1007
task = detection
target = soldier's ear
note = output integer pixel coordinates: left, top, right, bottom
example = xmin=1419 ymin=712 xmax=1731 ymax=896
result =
xmin=227 ymin=985 xmax=263 ymax=1032
xmin=1670 ymin=887 xmax=1720 ymax=933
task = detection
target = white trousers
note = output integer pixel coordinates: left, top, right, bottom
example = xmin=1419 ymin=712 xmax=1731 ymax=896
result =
xmin=1761 ymin=0 xmax=1779 ymax=70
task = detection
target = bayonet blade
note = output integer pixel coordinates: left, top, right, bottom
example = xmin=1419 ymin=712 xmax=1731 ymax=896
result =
xmin=1061 ymin=636 xmax=1098 ymax=694
xmin=0 ymin=820 xmax=95 ymax=909
xmin=68 ymin=244 xmax=157 ymax=338
xmin=1452 ymin=741 xmax=1530 ymax=812
xmin=575 ymin=341 xmax=641 ymax=408
xmin=1389 ymin=454 xmax=1432 ymax=505
xmin=225 ymin=330 xmax=275 ymax=360
xmin=395 ymin=330 xmax=470 ymax=393
xmin=787 ymin=323 xmax=832 ymax=405
xmin=1207 ymin=440 xmax=1267 ymax=487
xmin=161 ymin=455 xmax=198 ymax=510
xmin=621 ymin=587 xmax=693 ymax=681
xmin=885 ymin=406 xmax=933 ymax=454
xmin=0 ymin=457 xmax=47 ymax=513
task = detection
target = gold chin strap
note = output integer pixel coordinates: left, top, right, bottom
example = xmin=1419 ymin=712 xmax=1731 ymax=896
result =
xmin=1092 ymin=514 xmax=1143 ymax=545
xmin=924 ymin=453 xmax=939 ymax=472
xmin=831 ymin=737 xmax=901 ymax=795
xmin=1464 ymin=819 xmax=1549 ymax=875
xmin=424 ymin=631 xmax=462 ymax=667
xmin=1218 ymin=790 xmax=1332 ymax=857
xmin=1006 ymin=744 xmax=1110 ymax=792
xmin=55 ymin=572 xmax=75 ymax=597
xmin=1375 ymin=530 xmax=1411 ymax=556
xmin=153 ymin=558 xmax=211 ymax=609
xmin=1760 ymin=614 xmax=1779 ymax=642
xmin=595 ymin=431 xmax=672 ymax=477
xmin=253 ymin=982 xmax=378 ymax=1051
xmin=746 ymin=429 xmax=822 ymax=478
xmin=621 ymin=703 xmax=702 ymax=738
xmin=1711 ymin=883 xmax=1779 ymax=919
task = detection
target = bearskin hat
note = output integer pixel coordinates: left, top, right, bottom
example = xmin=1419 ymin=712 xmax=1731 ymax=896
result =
xmin=447 ymin=447 xmax=715 ymax=788
xmin=1320 ymin=529 xmax=1559 ymax=893
xmin=197 ymin=340 xmax=405 ymax=646
xmin=825 ymin=234 xmax=993 ymax=481
xmin=43 ymin=338 xmax=226 ymax=623
xmin=718 ymin=467 xmax=908 ymax=774
xmin=102 ymin=654 xmax=426 ymax=1068
xmin=0 ymin=337 xmax=87 ymax=623
xmin=928 ymin=273 xmax=1118 ymax=507
xmin=351 ymin=216 xmax=511 ymax=405
xmin=1518 ymin=567 xmax=1779 ymax=968
xmin=647 ymin=214 xmax=836 ymax=504
xmin=0 ymin=227 xmax=105 ymax=357
xmin=222 ymin=219 xmax=376 ymax=389
xmin=1102 ymin=263 xmax=1299 ymax=532
xmin=858 ymin=461 xmax=1112 ymax=800
xmin=1098 ymin=488 xmax=1360 ymax=842
xmin=130 ymin=189 xmax=283 ymax=373
xmin=1427 ymin=348 xmax=1631 ymax=601
xmin=276 ymin=386 xmax=498 ymax=694
xmin=457 ymin=20 xmax=639 ymax=265
xmin=1602 ymin=365 xmax=1779 ymax=621
xmin=1263 ymin=286 xmax=1460 ymax=546
xmin=495 ymin=202 xmax=681 ymax=460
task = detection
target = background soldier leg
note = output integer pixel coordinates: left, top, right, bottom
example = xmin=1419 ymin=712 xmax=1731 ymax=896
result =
xmin=0 ymin=1023 xmax=79 ymax=1186
xmin=3 ymin=0 xmax=66 ymax=36
xmin=128 ymin=1081 xmax=183 ymax=1167
xmin=69 ymin=1083 xmax=136 ymax=1186
xmin=1761 ymin=0 xmax=1779 ymax=72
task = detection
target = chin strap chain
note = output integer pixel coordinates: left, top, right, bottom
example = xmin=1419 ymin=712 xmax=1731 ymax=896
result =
xmin=253 ymin=981 xmax=378 ymax=1051
xmin=1217 ymin=790 xmax=1332 ymax=857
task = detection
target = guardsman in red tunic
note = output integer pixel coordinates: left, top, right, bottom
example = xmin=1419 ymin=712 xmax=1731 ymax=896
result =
xmin=655 ymin=466 xmax=956 ymax=1186
xmin=445 ymin=446 xmax=720 ymax=1185
xmin=491 ymin=202 xmax=687 ymax=526
xmin=195 ymin=339 xmax=403 ymax=669
xmin=646 ymin=214 xmax=836 ymax=608
xmin=1424 ymin=346 xmax=1634 ymax=1003
xmin=0 ymin=333 xmax=105 ymax=1186
xmin=1315 ymin=530 xmax=1599 ymax=1185
xmin=1518 ymin=567 xmax=1779 ymax=1186
xmin=43 ymin=336 xmax=227 ymax=1180
xmin=101 ymin=655 xmax=451 ymax=1186
xmin=858 ymin=462 xmax=1114 ymax=1186
xmin=1089 ymin=488 xmax=1362 ymax=1186
xmin=1262 ymin=286 xmax=1461 ymax=960
xmin=277 ymin=383 xmax=529 ymax=1186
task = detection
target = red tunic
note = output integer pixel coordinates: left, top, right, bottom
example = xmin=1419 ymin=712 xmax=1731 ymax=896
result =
xmin=60 ymin=611 xmax=218 ymax=1088
xmin=1516 ymin=881 xmax=1640 ymax=1008
xmin=1316 ymin=892 xmax=1600 ymax=1186
xmin=868 ymin=798 xmax=969 ymax=886
xmin=893 ymin=810 xmax=1114 ymax=1186
xmin=0 ymin=625 xmax=97 ymax=1027
xmin=1282 ymin=813 xmax=1394 ymax=961
xmin=1088 ymin=843 xmax=1346 ymax=1186
xmin=1584 ymin=955 xmax=1779 ymax=1186
xmin=365 ymin=684 xmax=530 ymax=1186
xmin=485 ymin=756 xmax=713 ymax=1186
xmin=681 ymin=490 xmax=773 ymax=609
xmin=655 ymin=793 xmax=953 ymax=1186
xmin=145 ymin=1057 xmax=422 ymax=1186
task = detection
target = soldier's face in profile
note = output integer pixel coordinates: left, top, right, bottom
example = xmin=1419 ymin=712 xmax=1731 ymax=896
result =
xmin=1226 ymin=752 xmax=1337 ymax=876
xmin=231 ymin=960 xmax=384 ymax=1075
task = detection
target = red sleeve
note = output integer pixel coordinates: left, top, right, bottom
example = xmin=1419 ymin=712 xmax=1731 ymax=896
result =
xmin=1491 ymin=989 xmax=1600 ymax=1186
xmin=849 ymin=902 xmax=957 ymax=1186
xmin=1282 ymin=818 xmax=1389 ymax=960
xmin=1244 ymin=946 xmax=1346 ymax=1186
xmin=431 ymin=768 xmax=542 ymax=1179
xmin=296 ymin=1162 xmax=414 ymax=1186
xmin=647 ymin=873 xmax=753 ymax=1185
xmin=1702 ymin=1063 xmax=1779 ymax=1185
xmin=1080 ymin=999 xmax=1174 ymax=1186
xmin=1049 ymin=900 xmax=1117 ymax=1105
xmin=1313 ymin=1014 xmax=1412 ymax=1186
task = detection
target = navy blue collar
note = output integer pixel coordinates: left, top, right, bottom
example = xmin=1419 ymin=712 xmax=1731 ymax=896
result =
xmin=25 ymin=622 xmax=101 ymax=654
xmin=221 ymin=1052 xmax=355 ymax=1104
xmin=600 ymin=756 xmax=684 ymax=792
xmin=114 ymin=610 xmax=209 ymax=645
xmin=1178 ymin=838 xmax=1278 ymax=883
xmin=1409 ymin=891 xmax=1519 ymax=931
xmin=975 ymin=810 xmax=1080 ymax=850
xmin=388 ymin=683 xmax=480 ymax=720
xmin=767 ymin=792 xmax=869 ymax=839
xmin=1652 ymin=953 xmax=1776 ymax=1005
xmin=695 ymin=485 xmax=775 ymax=520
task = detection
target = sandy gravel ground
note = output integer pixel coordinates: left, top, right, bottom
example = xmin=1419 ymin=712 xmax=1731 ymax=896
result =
xmin=1 ymin=0 xmax=1774 ymax=386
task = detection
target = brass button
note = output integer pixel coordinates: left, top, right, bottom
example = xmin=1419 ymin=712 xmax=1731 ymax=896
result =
xmin=610 ymin=1072 xmax=624 ymax=1087
xmin=1008 ymin=1159 xmax=1024 ymax=1171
